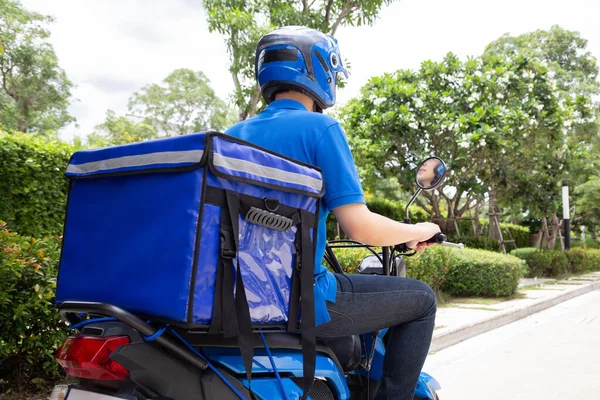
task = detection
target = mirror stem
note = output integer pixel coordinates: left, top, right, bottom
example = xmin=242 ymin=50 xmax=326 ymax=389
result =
xmin=405 ymin=187 xmax=422 ymax=223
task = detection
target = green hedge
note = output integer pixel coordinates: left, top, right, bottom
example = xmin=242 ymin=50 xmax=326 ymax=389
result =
xmin=571 ymin=238 xmax=600 ymax=249
xmin=449 ymin=235 xmax=502 ymax=252
xmin=366 ymin=198 xmax=429 ymax=223
xmin=511 ymin=248 xmax=569 ymax=277
xmin=440 ymin=249 xmax=523 ymax=297
xmin=0 ymin=222 xmax=68 ymax=392
xmin=329 ymin=245 xmax=523 ymax=298
xmin=454 ymin=219 xmax=530 ymax=247
xmin=512 ymin=247 xmax=600 ymax=277
xmin=0 ymin=131 xmax=73 ymax=237
xmin=477 ymin=220 xmax=531 ymax=248
xmin=325 ymin=246 xmax=374 ymax=273
xmin=404 ymin=246 xmax=453 ymax=296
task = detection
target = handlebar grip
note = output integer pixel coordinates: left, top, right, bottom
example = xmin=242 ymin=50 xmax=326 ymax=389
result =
xmin=425 ymin=232 xmax=447 ymax=244
xmin=394 ymin=233 xmax=447 ymax=253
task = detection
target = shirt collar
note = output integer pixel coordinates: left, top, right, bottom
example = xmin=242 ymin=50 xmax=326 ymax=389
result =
xmin=266 ymin=99 xmax=309 ymax=111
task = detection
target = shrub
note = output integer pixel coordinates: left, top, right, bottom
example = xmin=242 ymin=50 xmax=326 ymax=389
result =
xmin=441 ymin=248 xmax=523 ymax=297
xmin=511 ymin=248 xmax=568 ymax=277
xmin=501 ymin=223 xmax=531 ymax=248
xmin=455 ymin=218 xmax=478 ymax=236
xmin=0 ymin=131 xmax=73 ymax=237
xmin=450 ymin=235 xmax=502 ymax=252
xmin=323 ymin=246 xmax=374 ymax=274
xmin=405 ymin=246 xmax=452 ymax=296
xmin=366 ymin=198 xmax=429 ymax=223
xmin=571 ymin=238 xmax=600 ymax=249
xmin=479 ymin=220 xmax=531 ymax=248
xmin=566 ymin=248 xmax=600 ymax=273
xmin=0 ymin=222 xmax=68 ymax=392
xmin=328 ymin=245 xmax=523 ymax=298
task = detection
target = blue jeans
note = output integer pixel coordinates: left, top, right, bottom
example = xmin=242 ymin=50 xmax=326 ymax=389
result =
xmin=315 ymin=273 xmax=437 ymax=400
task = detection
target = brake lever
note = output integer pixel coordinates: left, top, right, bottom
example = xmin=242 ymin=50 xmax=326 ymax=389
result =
xmin=394 ymin=232 xmax=465 ymax=253
xmin=439 ymin=241 xmax=465 ymax=249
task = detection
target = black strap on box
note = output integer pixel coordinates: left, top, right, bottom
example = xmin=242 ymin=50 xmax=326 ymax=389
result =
xmin=208 ymin=189 xmax=316 ymax=400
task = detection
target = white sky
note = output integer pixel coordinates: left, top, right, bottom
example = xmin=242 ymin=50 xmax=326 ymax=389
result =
xmin=20 ymin=0 xmax=600 ymax=142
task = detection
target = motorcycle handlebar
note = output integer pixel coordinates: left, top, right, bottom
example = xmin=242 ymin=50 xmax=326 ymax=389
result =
xmin=394 ymin=232 xmax=464 ymax=252
xmin=424 ymin=232 xmax=447 ymax=244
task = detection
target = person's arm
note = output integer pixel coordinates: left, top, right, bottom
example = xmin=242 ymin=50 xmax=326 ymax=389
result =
xmin=333 ymin=203 xmax=440 ymax=249
xmin=316 ymin=123 xmax=440 ymax=249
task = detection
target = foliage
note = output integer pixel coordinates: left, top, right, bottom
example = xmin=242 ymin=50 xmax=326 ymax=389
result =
xmin=328 ymin=245 xmax=523 ymax=298
xmin=484 ymin=25 xmax=599 ymax=101
xmin=450 ymin=235 xmax=502 ymax=252
xmin=128 ymin=68 xmax=237 ymax=136
xmin=574 ymin=176 xmax=600 ymax=238
xmin=0 ymin=130 xmax=71 ymax=236
xmin=404 ymin=246 xmax=453 ymax=297
xmin=203 ymin=0 xmax=398 ymax=120
xmin=324 ymin=246 xmax=374 ymax=274
xmin=366 ymin=198 xmax=429 ymax=223
xmin=476 ymin=220 xmax=531 ymax=248
xmin=500 ymin=223 xmax=531 ymax=248
xmin=0 ymin=222 xmax=67 ymax=392
xmin=484 ymin=26 xmax=600 ymax=220
xmin=341 ymin=52 xmax=572 ymax=222
xmin=0 ymin=0 xmax=74 ymax=134
xmin=511 ymin=248 xmax=569 ymax=277
xmin=86 ymin=110 xmax=158 ymax=148
xmin=441 ymin=248 xmax=523 ymax=297
xmin=571 ymin=238 xmax=600 ymax=249
xmin=565 ymin=248 xmax=600 ymax=274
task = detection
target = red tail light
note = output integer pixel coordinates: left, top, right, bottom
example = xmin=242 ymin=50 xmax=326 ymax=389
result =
xmin=56 ymin=335 xmax=130 ymax=380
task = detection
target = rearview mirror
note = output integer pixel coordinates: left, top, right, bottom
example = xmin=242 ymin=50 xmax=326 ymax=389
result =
xmin=416 ymin=157 xmax=447 ymax=190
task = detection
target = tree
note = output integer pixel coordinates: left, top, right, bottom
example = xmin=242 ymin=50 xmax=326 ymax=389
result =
xmin=484 ymin=26 xmax=599 ymax=98
xmin=484 ymin=26 xmax=599 ymax=247
xmin=203 ymin=0 xmax=398 ymax=120
xmin=0 ymin=0 xmax=74 ymax=134
xmin=574 ymin=176 xmax=600 ymax=240
xmin=341 ymin=53 xmax=570 ymax=235
xmin=128 ymin=68 xmax=236 ymax=136
xmin=87 ymin=110 xmax=158 ymax=148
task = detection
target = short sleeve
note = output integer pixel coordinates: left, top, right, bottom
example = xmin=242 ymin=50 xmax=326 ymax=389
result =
xmin=315 ymin=123 xmax=365 ymax=209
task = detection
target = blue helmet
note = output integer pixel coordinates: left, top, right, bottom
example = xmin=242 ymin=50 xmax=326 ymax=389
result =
xmin=255 ymin=26 xmax=348 ymax=111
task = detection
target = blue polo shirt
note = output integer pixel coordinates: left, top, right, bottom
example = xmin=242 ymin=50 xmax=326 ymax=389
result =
xmin=225 ymin=99 xmax=365 ymax=325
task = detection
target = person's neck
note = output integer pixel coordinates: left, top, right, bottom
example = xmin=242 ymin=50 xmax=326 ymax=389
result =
xmin=274 ymin=91 xmax=314 ymax=112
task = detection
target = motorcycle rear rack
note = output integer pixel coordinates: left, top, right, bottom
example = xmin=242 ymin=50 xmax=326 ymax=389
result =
xmin=59 ymin=301 xmax=209 ymax=371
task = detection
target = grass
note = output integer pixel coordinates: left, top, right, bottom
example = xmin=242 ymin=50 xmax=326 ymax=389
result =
xmin=442 ymin=305 xmax=501 ymax=312
xmin=563 ymin=277 xmax=599 ymax=281
xmin=439 ymin=291 xmax=526 ymax=306
xmin=521 ymin=285 xmax=565 ymax=291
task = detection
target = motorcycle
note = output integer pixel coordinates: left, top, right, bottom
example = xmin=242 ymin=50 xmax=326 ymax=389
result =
xmin=50 ymin=156 xmax=463 ymax=400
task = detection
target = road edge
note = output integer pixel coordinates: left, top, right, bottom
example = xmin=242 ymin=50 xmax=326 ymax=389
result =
xmin=430 ymin=281 xmax=600 ymax=353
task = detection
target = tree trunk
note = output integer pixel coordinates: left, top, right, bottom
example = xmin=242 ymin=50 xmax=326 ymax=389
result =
xmin=473 ymin=206 xmax=480 ymax=236
xmin=431 ymin=193 xmax=442 ymax=220
xmin=547 ymin=213 xmax=559 ymax=250
xmin=488 ymin=189 xmax=501 ymax=240
xmin=17 ymin=119 xmax=26 ymax=132
xmin=17 ymin=103 xmax=28 ymax=132
xmin=538 ymin=217 xmax=550 ymax=250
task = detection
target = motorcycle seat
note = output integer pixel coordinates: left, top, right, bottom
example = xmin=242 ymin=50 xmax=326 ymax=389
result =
xmin=320 ymin=335 xmax=361 ymax=372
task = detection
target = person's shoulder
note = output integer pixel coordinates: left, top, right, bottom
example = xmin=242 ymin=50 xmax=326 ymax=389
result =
xmin=299 ymin=111 xmax=339 ymax=130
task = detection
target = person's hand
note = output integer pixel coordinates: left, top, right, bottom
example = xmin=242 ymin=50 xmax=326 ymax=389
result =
xmin=407 ymin=222 xmax=441 ymax=251
xmin=411 ymin=242 xmax=437 ymax=253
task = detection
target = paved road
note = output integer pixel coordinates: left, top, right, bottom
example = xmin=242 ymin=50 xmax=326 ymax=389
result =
xmin=423 ymin=290 xmax=600 ymax=400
